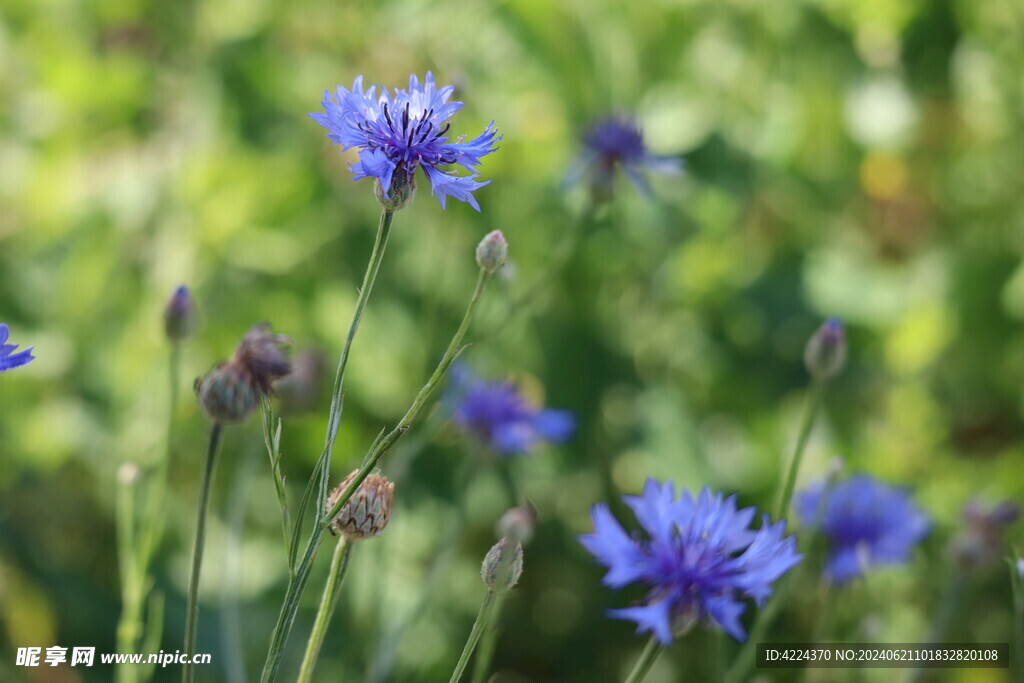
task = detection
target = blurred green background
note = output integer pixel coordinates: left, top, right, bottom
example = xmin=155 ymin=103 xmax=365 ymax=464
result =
xmin=1 ymin=0 xmax=1022 ymax=681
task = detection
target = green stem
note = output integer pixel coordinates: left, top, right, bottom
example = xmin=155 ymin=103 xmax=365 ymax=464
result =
xmin=904 ymin=573 xmax=966 ymax=683
xmin=449 ymin=591 xmax=499 ymax=683
xmin=182 ymin=423 xmax=224 ymax=683
xmin=470 ymin=592 xmax=507 ymax=683
xmin=296 ymin=536 xmax=354 ymax=683
xmin=260 ymin=269 xmax=493 ymax=683
xmin=261 ymin=398 xmax=292 ymax=566
xmin=1011 ymin=552 xmax=1024 ymax=680
xmin=775 ymin=381 xmax=823 ymax=520
xmin=623 ymin=635 xmax=664 ymax=683
xmin=318 ymin=208 xmax=395 ymax=510
xmin=115 ymin=463 xmax=140 ymax=683
xmin=117 ymin=343 xmax=181 ymax=683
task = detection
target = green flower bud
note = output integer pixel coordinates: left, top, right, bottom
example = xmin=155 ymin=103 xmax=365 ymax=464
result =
xmin=164 ymin=285 xmax=197 ymax=342
xmin=481 ymin=537 xmax=523 ymax=592
xmin=375 ymin=170 xmax=416 ymax=212
xmin=804 ymin=317 xmax=846 ymax=381
xmin=475 ymin=230 xmax=508 ymax=273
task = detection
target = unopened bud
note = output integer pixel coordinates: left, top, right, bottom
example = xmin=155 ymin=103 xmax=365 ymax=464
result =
xmin=497 ymin=504 xmax=536 ymax=544
xmin=195 ymin=323 xmax=292 ymax=424
xmin=375 ymin=170 xmax=416 ymax=212
xmin=481 ymin=537 xmax=523 ymax=592
xmin=164 ymin=285 xmax=198 ymax=342
xmin=196 ymin=362 xmax=259 ymax=424
xmin=804 ymin=317 xmax=846 ymax=381
xmin=327 ymin=470 xmax=395 ymax=540
xmin=475 ymin=230 xmax=508 ymax=273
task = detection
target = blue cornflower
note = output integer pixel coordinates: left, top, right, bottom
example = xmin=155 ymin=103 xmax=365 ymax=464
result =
xmin=796 ymin=474 xmax=930 ymax=584
xmin=566 ymin=114 xmax=681 ymax=196
xmin=311 ymin=72 xmax=500 ymax=210
xmin=580 ymin=480 xmax=802 ymax=644
xmin=0 ymin=323 xmax=35 ymax=371
xmin=449 ymin=366 xmax=575 ymax=455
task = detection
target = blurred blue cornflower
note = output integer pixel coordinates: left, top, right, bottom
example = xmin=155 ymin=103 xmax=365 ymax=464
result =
xmin=566 ymin=114 xmax=681 ymax=197
xmin=0 ymin=323 xmax=34 ymax=371
xmin=796 ymin=474 xmax=930 ymax=584
xmin=448 ymin=365 xmax=574 ymax=455
xmin=311 ymin=72 xmax=499 ymax=210
xmin=580 ymin=480 xmax=802 ymax=644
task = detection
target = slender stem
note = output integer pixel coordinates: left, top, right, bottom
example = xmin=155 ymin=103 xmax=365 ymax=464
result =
xmin=449 ymin=591 xmax=498 ymax=683
xmin=117 ymin=343 xmax=181 ymax=683
xmin=775 ymin=381 xmax=823 ymax=520
xmin=296 ymin=536 xmax=354 ymax=683
xmin=261 ymin=398 xmax=292 ymax=565
xmin=319 ymin=209 xmax=395 ymax=512
xmin=1011 ymin=552 xmax=1024 ymax=679
xmin=623 ymin=635 xmax=664 ymax=683
xmin=470 ymin=592 xmax=507 ymax=683
xmin=115 ymin=462 xmax=140 ymax=683
xmin=260 ymin=269 xmax=493 ymax=683
xmin=904 ymin=573 xmax=966 ymax=683
xmin=182 ymin=423 xmax=224 ymax=683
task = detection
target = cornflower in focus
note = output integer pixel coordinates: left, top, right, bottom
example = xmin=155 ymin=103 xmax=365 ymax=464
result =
xmin=566 ymin=114 xmax=681 ymax=198
xmin=580 ymin=480 xmax=801 ymax=644
xmin=796 ymin=473 xmax=930 ymax=584
xmin=448 ymin=366 xmax=575 ymax=455
xmin=0 ymin=324 xmax=34 ymax=371
xmin=311 ymin=72 xmax=499 ymax=210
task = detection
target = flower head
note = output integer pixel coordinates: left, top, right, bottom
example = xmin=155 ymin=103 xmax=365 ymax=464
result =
xmin=196 ymin=323 xmax=292 ymax=424
xmin=311 ymin=72 xmax=499 ymax=211
xmin=0 ymin=324 xmax=35 ymax=371
xmin=448 ymin=365 xmax=575 ymax=455
xmin=796 ymin=474 xmax=930 ymax=584
xmin=327 ymin=470 xmax=395 ymax=540
xmin=581 ymin=480 xmax=801 ymax=644
xmin=567 ymin=114 xmax=681 ymax=198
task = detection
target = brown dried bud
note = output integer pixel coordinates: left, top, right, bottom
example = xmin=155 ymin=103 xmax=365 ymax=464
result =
xmin=327 ymin=470 xmax=395 ymax=540
xmin=196 ymin=323 xmax=292 ymax=424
